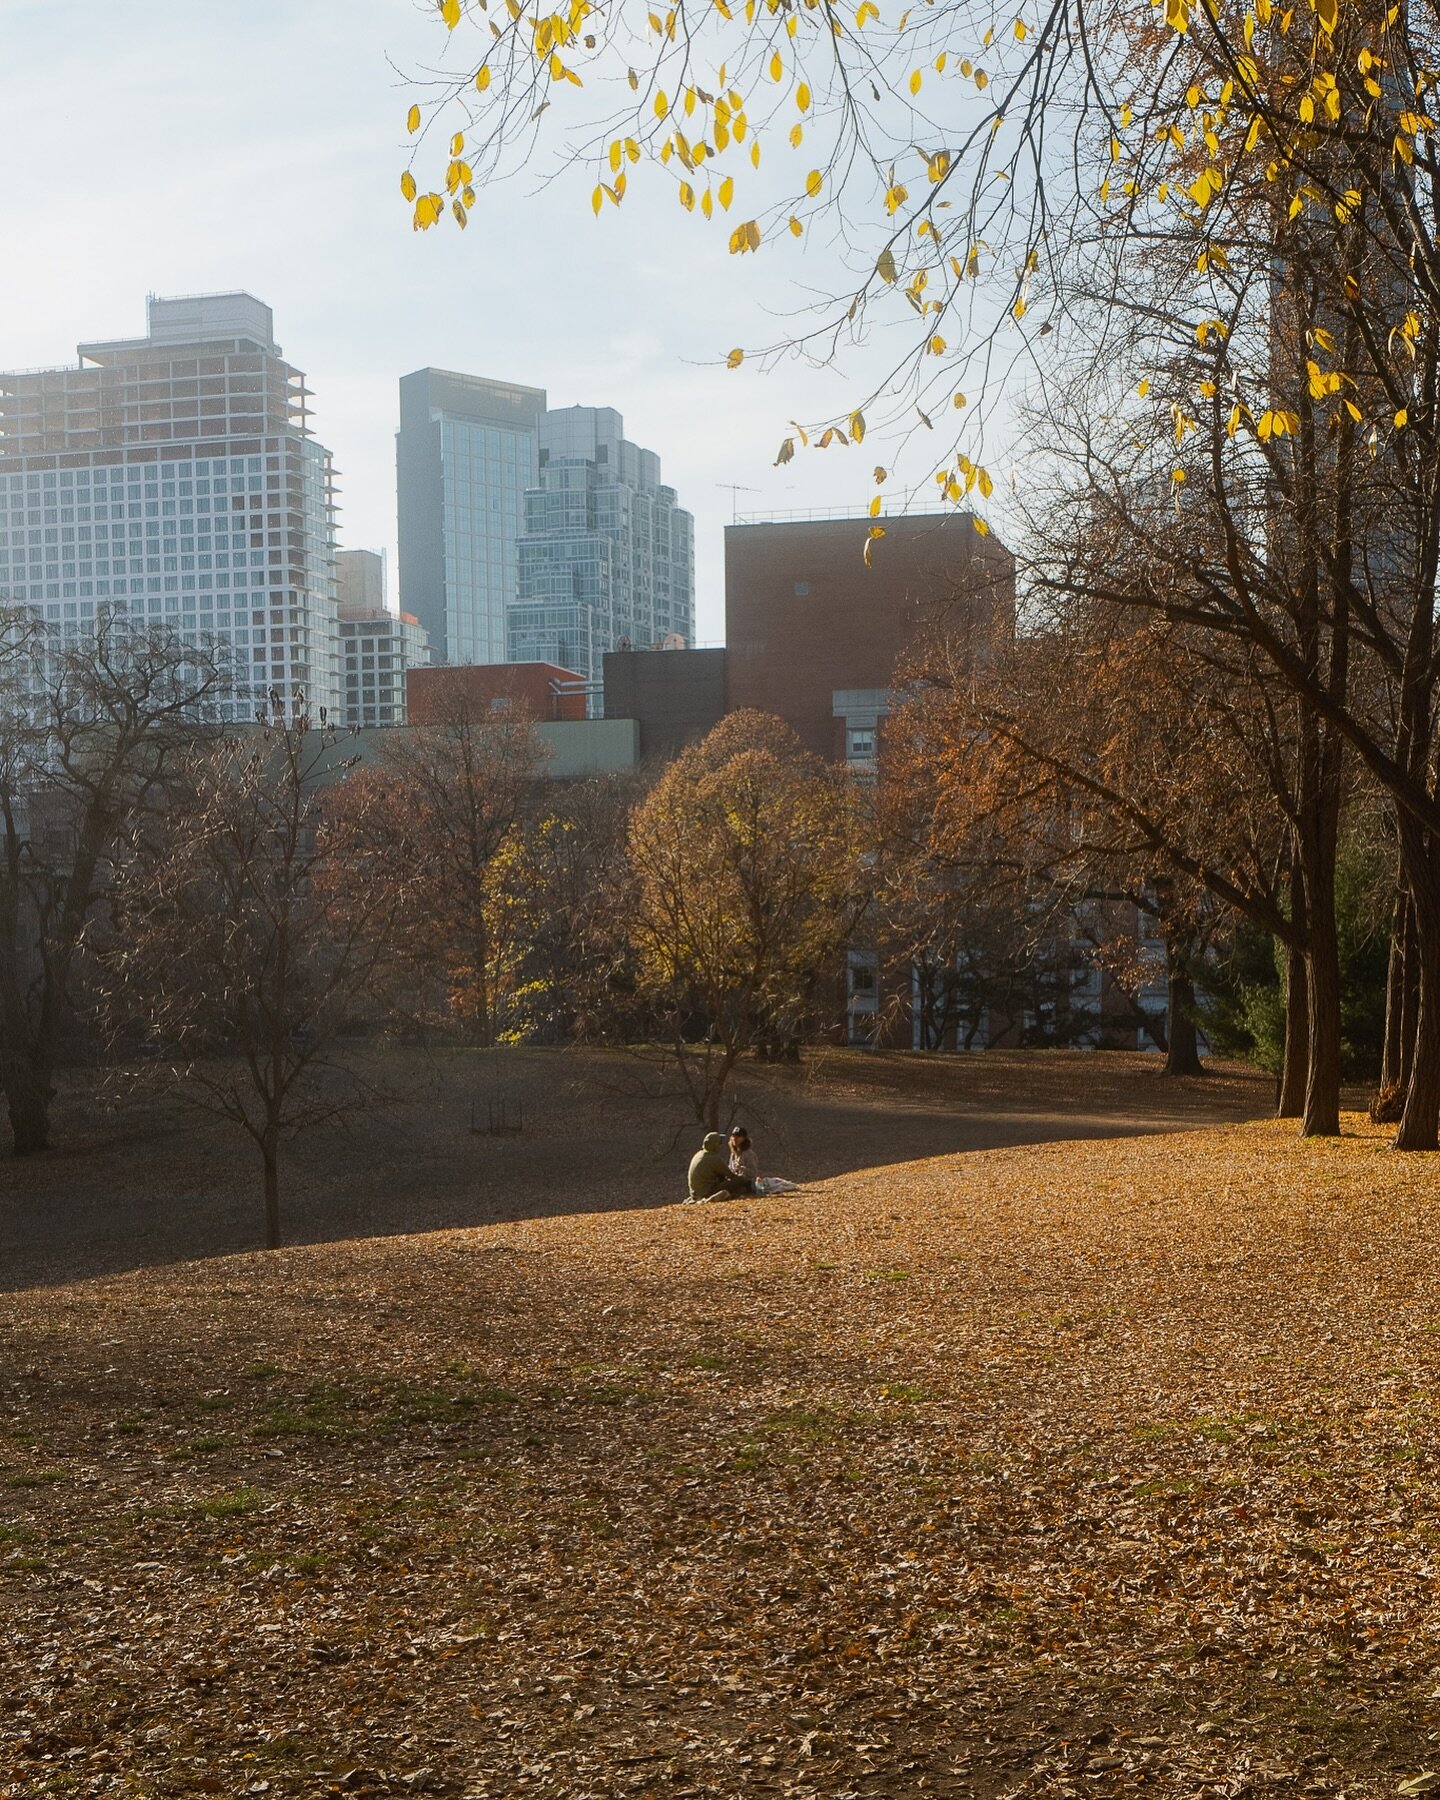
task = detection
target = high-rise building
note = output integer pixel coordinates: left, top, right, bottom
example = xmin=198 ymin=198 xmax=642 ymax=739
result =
xmin=510 ymin=405 xmax=694 ymax=686
xmin=0 ymin=292 xmax=341 ymax=722
xmin=396 ymin=369 xmax=545 ymax=668
xmin=336 ymin=548 xmax=431 ymax=728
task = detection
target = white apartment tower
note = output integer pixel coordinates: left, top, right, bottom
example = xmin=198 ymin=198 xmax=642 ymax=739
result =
xmin=337 ymin=547 xmax=432 ymax=727
xmin=0 ymin=293 xmax=342 ymax=721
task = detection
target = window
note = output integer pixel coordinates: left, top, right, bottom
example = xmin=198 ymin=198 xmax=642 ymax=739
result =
xmin=793 ymin=581 xmax=809 ymax=596
xmin=847 ymin=727 xmax=876 ymax=762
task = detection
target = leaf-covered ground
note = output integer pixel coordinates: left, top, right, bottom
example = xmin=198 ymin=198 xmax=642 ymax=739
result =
xmin=5 ymin=1109 xmax=1439 ymax=1797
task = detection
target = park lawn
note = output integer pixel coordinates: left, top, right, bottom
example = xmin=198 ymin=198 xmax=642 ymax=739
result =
xmin=2 ymin=1112 xmax=1438 ymax=1798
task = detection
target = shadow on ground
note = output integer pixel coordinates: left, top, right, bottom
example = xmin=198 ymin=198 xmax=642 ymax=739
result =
xmin=0 ymin=1046 xmax=1278 ymax=1292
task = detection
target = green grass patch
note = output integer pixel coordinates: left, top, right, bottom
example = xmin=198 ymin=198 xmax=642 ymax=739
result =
xmin=190 ymin=1486 xmax=266 ymax=1519
xmin=4 ymin=1468 xmax=66 ymax=1488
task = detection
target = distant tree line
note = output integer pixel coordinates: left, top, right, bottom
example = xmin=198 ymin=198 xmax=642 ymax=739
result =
xmin=0 ymin=591 xmax=1407 ymax=1250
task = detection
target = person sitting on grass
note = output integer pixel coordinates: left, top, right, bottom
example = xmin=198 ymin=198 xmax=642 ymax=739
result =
xmin=728 ymin=1127 xmax=760 ymax=1188
xmin=685 ymin=1131 xmax=753 ymax=1203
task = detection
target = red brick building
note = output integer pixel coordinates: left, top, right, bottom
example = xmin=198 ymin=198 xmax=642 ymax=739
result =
xmin=724 ymin=511 xmax=1014 ymax=762
xmin=406 ymin=661 xmax=588 ymax=725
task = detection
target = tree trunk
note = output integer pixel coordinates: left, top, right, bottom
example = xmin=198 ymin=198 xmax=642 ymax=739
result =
xmin=1277 ymin=943 xmax=1308 ymax=1119
xmin=1382 ymin=883 xmax=1412 ymax=1094
xmin=1161 ymin=949 xmax=1204 ymax=1077
xmin=1395 ymin=846 xmax=1440 ymax=1150
xmin=262 ymin=1137 xmax=282 ymax=1250
xmin=1302 ymin=908 xmax=1343 ymax=1139
xmin=3 ymin=1056 xmax=52 ymax=1155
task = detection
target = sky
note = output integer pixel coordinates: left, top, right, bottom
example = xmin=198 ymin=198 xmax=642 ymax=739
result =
xmin=0 ymin=0 xmax=969 ymax=644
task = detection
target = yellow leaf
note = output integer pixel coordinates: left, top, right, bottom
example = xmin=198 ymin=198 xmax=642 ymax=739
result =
xmin=877 ymin=246 xmax=898 ymax=283
xmin=719 ymin=174 xmax=735 ymax=208
xmin=977 ymin=467 xmax=993 ymax=498
xmin=1013 ymin=297 xmax=1027 ymax=320
xmin=869 ymin=495 xmax=882 ymax=517
xmin=401 ymin=170 xmax=417 ymax=201
xmin=451 ymin=132 xmax=465 ymax=156
xmin=850 ymin=410 xmax=866 ymax=441
xmin=592 ymin=185 xmax=604 ymax=215
xmin=475 ymin=64 xmax=491 ymax=92
xmin=700 ymin=188 xmax=713 ymax=218
xmin=910 ymin=68 xmax=922 ymax=94
xmin=770 ymin=50 xmax=783 ymax=80
xmin=788 ymin=216 xmax=803 ymax=236
xmin=1316 ymin=0 xmax=1337 ymax=33
xmin=797 ymin=82 xmax=811 ymax=110
xmin=441 ymin=0 xmax=461 ymax=27
xmin=806 ymin=169 xmax=823 ymax=197
xmin=873 ymin=465 xmax=888 ymax=482
xmin=790 ymin=122 xmax=804 ymax=147
xmin=929 ymin=335 xmax=946 ymax=354
xmin=655 ymin=90 xmax=669 ymax=118
xmin=453 ymin=198 xmax=469 ymax=227
xmin=1396 ymin=407 xmax=1409 ymax=428
xmin=1014 ymin=17 xmax=1027 ymax=37
xmin=407 ymin=104 xmax=422 ymax=134
xmin=1137 ymin=378 xmax=1150 ymax=396
xmin=953 ymin=393 xmax=967 ymax=409
xmin=1165 ymin=0 xmax=1189 ymax=30
xmin=727 ymin=347 xmax=745 ymax=368
xmin=973 ymin=517 xmax=989 ymax=535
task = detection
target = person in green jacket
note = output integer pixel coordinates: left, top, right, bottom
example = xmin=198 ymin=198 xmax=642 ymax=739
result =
xmin=686 ymin=1131 xmax=752 ymax=1203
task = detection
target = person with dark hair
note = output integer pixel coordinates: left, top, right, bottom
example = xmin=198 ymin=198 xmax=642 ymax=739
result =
xmin=728 ymin=1127 xmax=760 ymax=1190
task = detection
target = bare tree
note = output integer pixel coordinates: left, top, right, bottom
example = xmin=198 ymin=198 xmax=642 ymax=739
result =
xmin=339 ymin=680 xmax=546 ymax=1043
xmin=105 ymin=716 xmax=412 ymax=1249
xmin=0 ymin=609 xmax=228 ymax=1155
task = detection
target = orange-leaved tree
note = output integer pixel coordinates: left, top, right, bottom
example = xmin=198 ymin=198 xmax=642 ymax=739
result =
xmin=628 ymin=710 xmax=865 ymax=1128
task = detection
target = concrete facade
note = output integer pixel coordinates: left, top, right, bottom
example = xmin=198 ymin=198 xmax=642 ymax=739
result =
xmin=602 ymin=645 xmax=727 ymax=761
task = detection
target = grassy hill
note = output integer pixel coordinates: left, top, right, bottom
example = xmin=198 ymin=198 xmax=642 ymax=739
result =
xmin=2 ymin=1079 xmax=1436 ymax=1797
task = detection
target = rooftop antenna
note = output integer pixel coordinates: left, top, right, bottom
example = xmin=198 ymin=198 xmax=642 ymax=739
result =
xmin=716 ymin=482 xmax=761 ymax=524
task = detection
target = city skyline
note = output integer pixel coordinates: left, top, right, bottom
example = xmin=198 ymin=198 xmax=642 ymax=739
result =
xmin=0 ymin=0 xmax=936 ymax=649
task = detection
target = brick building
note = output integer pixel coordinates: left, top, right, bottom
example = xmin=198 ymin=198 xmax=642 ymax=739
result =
xmin=406 ymin=660 xmax=588 ymax=725
xmin=724 ymin=511 xmax=1014 ymax=762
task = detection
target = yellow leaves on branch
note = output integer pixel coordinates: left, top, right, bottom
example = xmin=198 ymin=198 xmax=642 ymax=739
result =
xmin=728 ymin=218 xmax=762 ymax=253
xmin=440 ymin=0 xmax=462 ymax=27
xmin=727 ymin=347 xmax=745 ymax=368
xmin=407 ymin=104 xmax=422 ymax=134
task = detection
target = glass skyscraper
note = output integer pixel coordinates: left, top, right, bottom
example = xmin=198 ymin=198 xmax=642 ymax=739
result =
xmin=0 ymin=293 xmax=341 ymax=722
xmin=396 ymin=377 xmax=694 ymax=685
xmin=510 ymin=406 xmax=695 ymax=686
xmin=396 ymin=370 xmax=544 ymax=668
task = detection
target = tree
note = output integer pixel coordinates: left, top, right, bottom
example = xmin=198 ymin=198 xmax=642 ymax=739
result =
xmin=890 ymin=606 xmax=1301 ymax=1084
xmin=343 ymin=682 xmax=546 ymax=1043
xmin=628 ymin=710 xmax=865 ymax=1129
xmin=491 ymin=771 xmax=646 ymax=1043
xmin=104 ymin=718 xmax=412 ymax=1250
xmin=405 ymin=0 xmax=1440 ymax=1151
xmin=0 ymin=609 xmax=228 ymax=1155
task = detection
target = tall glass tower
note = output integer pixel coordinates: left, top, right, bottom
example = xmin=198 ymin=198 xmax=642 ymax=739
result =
xmin=0 ymin=293 xmax=341 ymax=722
xmin=510 ymin=406 xmax=695 ymax=686
xmin=396 ymin=370 xmax=545 ymax=667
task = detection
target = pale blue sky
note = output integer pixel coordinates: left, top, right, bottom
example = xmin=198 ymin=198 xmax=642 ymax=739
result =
xmin=0 ymin=0 xmax=965 ymax=641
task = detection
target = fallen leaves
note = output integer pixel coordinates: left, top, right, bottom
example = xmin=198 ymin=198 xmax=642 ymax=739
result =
xmin=3 ymin=1076 xmax=1438 ymax=1795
